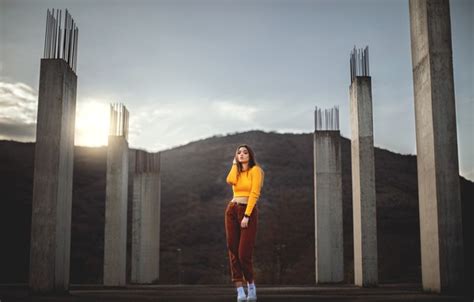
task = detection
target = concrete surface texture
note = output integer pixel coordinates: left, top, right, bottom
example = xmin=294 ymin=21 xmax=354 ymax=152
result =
xmin=103 ymin=136 xmax=129 ymax=286
xmin=349 ymin=76 xmax=378 ymax=287
xmin=408 ymin=0 xmax=464 ymax=293
xmin=29 ymin=59 xmax=77 ymax=293
xmin=313 ymin=131 xmax=344 ymax=283
xmin=131 ymin=151 xmax=161 ymax=284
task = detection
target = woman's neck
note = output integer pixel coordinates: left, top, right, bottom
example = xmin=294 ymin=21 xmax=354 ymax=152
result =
xmin=241 ymin=163 xmax=249 ymax=171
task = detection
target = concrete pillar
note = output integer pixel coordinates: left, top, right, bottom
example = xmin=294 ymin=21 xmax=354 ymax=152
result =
xmin=313 ymin=107 xmax=343 ymax=283
xmin=131 ymin=150 xmax=161 ymax=284
xmin=409 ymin=0 xmax=464 ymax=292
xmin=104 ymin=104 xmax=130 ymax=286
xmin=350 ymin=76 xmax=378 ymax=287
xmin=29 ymin=58 xmax=77 ymax=293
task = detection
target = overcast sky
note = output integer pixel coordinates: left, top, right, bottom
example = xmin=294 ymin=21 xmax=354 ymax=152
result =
xmin=0 ymin=0 xmax=473 ymax=180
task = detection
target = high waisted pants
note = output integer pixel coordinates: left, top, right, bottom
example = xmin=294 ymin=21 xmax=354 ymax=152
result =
xmin=225 ymin=201 xmax=258 ymax=283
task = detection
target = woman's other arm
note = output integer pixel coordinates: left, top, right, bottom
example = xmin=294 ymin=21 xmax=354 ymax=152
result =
xmin=244 ymin=166 xmax=263 ymax=216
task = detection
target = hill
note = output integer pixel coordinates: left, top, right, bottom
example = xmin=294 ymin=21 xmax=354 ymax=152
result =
xmin=0 ymin=130 xmax=472 ymax=285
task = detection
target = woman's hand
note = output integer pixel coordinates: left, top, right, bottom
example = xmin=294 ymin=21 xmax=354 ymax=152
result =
xmin=241 ymin=216 xmax=249 ymax=228
xmin=233 ymin=157 xmax=237 ymax=164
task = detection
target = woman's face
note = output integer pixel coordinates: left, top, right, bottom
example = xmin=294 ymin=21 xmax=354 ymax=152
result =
xmin=236 ymin=147 xmax=250 ymax=163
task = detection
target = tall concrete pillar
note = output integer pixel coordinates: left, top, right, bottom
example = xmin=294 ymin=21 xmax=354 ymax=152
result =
xmin=29 ymin=9 xmax=79 ymax=293
xmin=313 ymin=106 xmax=344 ymax=283
xmin=349 ymin=46 xmax=378 ymax=287
xmin=104 ymin=103 xmax=130 ymax=286
xmin=131 ymin=150 xmax=161 ymax=284
xmin=409 ymin=0 xmax=464 ymax=292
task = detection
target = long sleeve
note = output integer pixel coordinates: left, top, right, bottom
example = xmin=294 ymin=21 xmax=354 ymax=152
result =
xmin=226 ymin=163 xmax=238 ymax=185
xmin=245 ymin=166 xmax=264 ymax=216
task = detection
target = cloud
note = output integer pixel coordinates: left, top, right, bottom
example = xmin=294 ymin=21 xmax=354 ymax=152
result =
xmin=125 ymin=97 xmax=316 ymax=152
xmin=126 ymin=98 xmax=262 ymax=152
xmin=0 ymin=81 xmax=38 ymax=141
xmin=0 ymin=117 xmax=36 ymax=141
xmin=211 ymin=101 xmax=259 ymax=123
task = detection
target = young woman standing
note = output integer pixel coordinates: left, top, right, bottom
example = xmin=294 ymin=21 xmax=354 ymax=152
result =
xmin=225 ymin=144 xmax=264 ymax=302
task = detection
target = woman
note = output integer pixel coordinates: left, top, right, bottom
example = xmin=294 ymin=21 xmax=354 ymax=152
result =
xmin=225 ymin=144 xmax=264 ymax=302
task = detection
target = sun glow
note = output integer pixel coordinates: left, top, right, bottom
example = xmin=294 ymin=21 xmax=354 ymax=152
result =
xmin=74 ymin=100 xmax=109 ymax=147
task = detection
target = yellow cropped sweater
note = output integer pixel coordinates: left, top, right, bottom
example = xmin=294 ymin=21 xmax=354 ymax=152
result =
xmin=226 ymin=164 xmax=264 ymax=216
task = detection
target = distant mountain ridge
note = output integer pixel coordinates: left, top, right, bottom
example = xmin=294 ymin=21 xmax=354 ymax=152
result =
xmin=0 ymin=130 xmax=472 ymax=285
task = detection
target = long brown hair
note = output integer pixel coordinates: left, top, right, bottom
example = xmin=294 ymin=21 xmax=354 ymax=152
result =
xmin=235 ymin=144 xmax=257 ymax=174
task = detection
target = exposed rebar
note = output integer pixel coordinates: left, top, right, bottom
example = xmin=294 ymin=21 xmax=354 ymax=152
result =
xmin=350 ymin=46 xmax=369 ymax=83
xmin=109 ymin=103 xmax=130 ymax=141
xmin=314 ymin=106 xmax=339 ymax=131
xmin=43 ymin=8 xmax=79 ymax=73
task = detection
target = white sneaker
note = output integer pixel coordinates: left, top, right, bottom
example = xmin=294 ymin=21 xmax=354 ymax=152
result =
xmin=247 ymin=284 xmax=257 ymax=301
xmin=237 ymin=286 xmax=247 ymax=302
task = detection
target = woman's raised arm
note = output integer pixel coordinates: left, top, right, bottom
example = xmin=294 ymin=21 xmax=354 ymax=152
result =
xmin=226 ymin=162 xmax=238 ymax=185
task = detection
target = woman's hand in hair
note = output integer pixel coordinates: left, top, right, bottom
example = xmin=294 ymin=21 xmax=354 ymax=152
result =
xmin=233 ymin=157 xmax=237 ymax=164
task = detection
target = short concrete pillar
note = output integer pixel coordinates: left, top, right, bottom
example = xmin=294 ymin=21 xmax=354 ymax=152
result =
xmin=313 ymin=107 xmax=344 ymax=283
xmin=131 ymin=150 xmax=161 ymax=284
xmin=103 ymin=104 xmax=130 ymax=286
xmin=409 ymin=0 xmax=464 ymax=292
xmin=30 ymin=9 xmax=79 ymax=293
xmin=349 ymin=47 xmax=378 ymax=286
xmin=29 ymin=58 xmax=77 ymax=293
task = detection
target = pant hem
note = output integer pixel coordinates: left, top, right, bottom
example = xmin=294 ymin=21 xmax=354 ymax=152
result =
xmin=232 ymin=278 xmax=245 ymax=283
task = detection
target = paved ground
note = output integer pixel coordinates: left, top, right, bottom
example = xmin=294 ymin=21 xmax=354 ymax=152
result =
xmin=0 ymin=284 xmax=470 ymax=302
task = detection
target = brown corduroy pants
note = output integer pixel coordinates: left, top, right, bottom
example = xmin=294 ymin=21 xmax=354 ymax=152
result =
xmin=225 ymin=201 xmax=258 ymax=283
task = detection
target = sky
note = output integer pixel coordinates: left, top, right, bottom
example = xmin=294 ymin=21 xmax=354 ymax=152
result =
xmin=0 ymin=0 xmax=473 ymax=180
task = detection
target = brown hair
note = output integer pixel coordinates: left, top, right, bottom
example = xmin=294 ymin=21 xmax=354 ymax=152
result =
xmin=235 ymin=144 xmax=257 ymax=174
